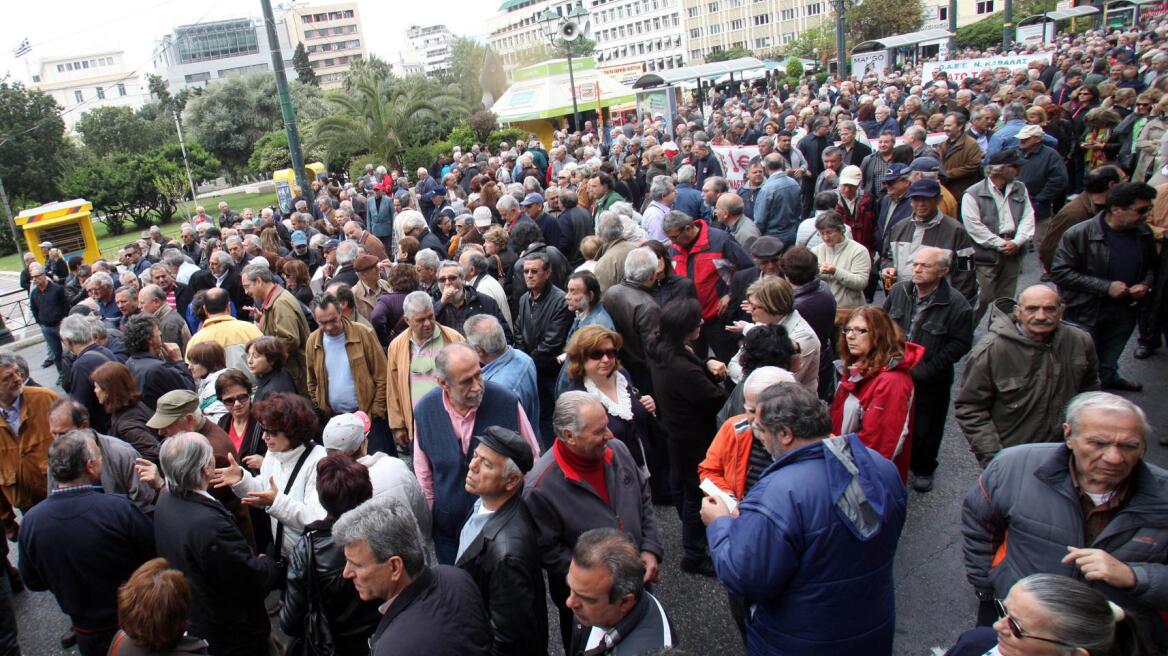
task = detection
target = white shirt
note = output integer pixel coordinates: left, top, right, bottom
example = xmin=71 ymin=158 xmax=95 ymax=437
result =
xmin=961 ymin=181 xmax=1036 ymax=251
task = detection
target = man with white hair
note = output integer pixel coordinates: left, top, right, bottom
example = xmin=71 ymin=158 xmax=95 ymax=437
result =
xmin=402 ymin=212 xmax=447 ymax=254
xmin=642 ymin=176 xmax=675 ymax=243
xmin=416 ymin=166 xmax=439 ymax=219
xmin=601 ymin=247 xmax=663 ymax=394
xmin=343 ymin=220 xmax=387 ymax=261
xmin=385 ymin=291 xmax=464 ymax=449
xmin=139 ymin=284 xmax=191 ymax=353
xmin=464 ymin=314 xmax=539 ymax=437
xmin=243 ymin=264 xmax=310 ymax=393
xmin=329 ymin=240 xmax=360 ymax=288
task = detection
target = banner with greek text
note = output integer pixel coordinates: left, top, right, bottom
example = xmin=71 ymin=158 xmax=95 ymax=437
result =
xmin=921 ymin=52 xmax=1052 ymax=82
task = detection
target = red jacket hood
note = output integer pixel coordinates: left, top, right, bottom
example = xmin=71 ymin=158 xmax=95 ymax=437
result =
xmin=891 ymin=341 xmax=925 ymax=372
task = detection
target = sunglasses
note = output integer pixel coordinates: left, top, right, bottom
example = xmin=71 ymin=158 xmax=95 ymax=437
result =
xmin=995 ymin=600 xmax=1077 ymax=648
xmin=587 ymin=348 xmax=619 ymax=361
xmin=221 ymin=394 xmax=249 ymax=406
xmin=436 ymin=276 xmax=462 ymax=283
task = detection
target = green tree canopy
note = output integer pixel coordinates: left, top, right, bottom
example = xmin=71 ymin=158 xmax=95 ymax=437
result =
xmin=293 ymin=43 xmax=319 ymax=86
xmin=181 ymin=72 xmax=326 ymax=177
xmin=342 ymin=55 xmax=392 ymax=94
xmin=779 ymin=24 xmax=836 ymax=60
xmin=846 ymin=0 xmax=923 ymax=46
xmin=75 ymin=106 xmax=170 ymax=154
xmin=0 ymin=81 xmax=67 ymax=208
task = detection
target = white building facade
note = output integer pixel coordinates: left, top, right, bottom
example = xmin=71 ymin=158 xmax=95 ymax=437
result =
xmin=404 ymin=24 xmax=455 ymax=76
xmin=153 ymin=17 xmax=296 ymax=93
xmin=30 ymin=51 xmax=147 ymax=131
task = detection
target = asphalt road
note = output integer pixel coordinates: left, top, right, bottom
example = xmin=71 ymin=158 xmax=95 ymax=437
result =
xmin=4 ymin=248 xmax=1165 ymax=655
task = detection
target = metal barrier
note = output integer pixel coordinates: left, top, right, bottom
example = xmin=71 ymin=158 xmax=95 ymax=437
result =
xmin=0 ymin=289 xmax=38 ymax=341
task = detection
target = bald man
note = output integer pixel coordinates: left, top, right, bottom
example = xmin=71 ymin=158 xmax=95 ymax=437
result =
xmin=954 ymin=285 xmax=1100 ymax=467
xmin=716 ymin=193 xmax=760 ymax=250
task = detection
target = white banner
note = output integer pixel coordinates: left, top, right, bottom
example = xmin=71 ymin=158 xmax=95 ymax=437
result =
xmin=922 ymin=52 xmax=1052 ymax=82
xmin=851 ymin=51 xmax=889 ymax=78
xmin=712 ymin=145 xmax=760 ymax=190
xmin=1016 ymin=22 xmax=1056 ymax=46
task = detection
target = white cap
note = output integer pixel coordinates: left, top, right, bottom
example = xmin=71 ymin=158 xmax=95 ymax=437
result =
xmin=322 ymin=413 xmax=366 ymax=454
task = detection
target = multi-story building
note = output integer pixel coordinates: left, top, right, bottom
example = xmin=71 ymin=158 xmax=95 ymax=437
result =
xmin=29 ymin=51 xmax=147 ymax=131
xmin=488 ymin=0 xmax=686 ymax=81
xmin=682 ymin=0 xmax=828 ymax=63
xmin=281 ymin=2 xmax=367 ymax=89
xmin=153 ymin=17 xmax=296 ymax=93
xmin=404 ymin=24 xmax=455 ymax=76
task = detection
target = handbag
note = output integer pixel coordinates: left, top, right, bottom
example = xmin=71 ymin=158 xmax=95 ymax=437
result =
xmin=287 ymin=532 xmax=336 ymax=656
xmin=266 ymin=447 xmax=313 ymax=572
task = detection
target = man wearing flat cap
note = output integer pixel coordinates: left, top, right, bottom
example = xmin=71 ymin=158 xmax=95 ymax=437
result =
xmin=352 ymin=254 xmax=392 ymax=322
xmin=881 ymin=179 xmax=978 ymax=303
xmin=727 ymin=236 xmax=785 ymax=326
xmin=456 ymin=427 xmax=547 ymax=656
xmin=962 ymin=149 xmax=1037 ymax=323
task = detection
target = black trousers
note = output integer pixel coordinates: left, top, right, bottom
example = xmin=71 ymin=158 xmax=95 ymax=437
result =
xmin=910 ymin=379 xmax=952 ymax=478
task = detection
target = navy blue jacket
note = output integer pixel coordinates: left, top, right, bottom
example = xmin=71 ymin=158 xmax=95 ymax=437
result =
xmin=29 ymin=281 xmax=68 ymax=327
xmin=674 ymin=183 xmax=712 ymax=221
xmin=706 ymin=433 xmax=906 ymax=655
xmin=19 ymin=486 xmax=154 ymax=630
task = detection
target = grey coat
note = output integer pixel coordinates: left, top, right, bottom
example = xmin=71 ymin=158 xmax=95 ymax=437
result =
xmin=962 ymin=443 xmax=1168 ymax=648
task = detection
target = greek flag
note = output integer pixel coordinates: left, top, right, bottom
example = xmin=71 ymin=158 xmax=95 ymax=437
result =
xmin=12 ymin=39 xmax=30 ymax=58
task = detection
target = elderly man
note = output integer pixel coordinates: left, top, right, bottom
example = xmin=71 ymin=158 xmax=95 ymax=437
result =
xmin=884 ymin=247 xmax=974 ymax=492
xmin=121 ymin=242 xmax=152 ymax=279
xmin=670 ymin=165 xmax=707 ymax=221
xmin=434 ymin=260 xmax=509 ymax=338
xmin=113 ymin=286 xmax=140 ymax=331
xmin=183 ymin=287 xmax=261 ymax=368
xmin=343 ymin=220 xmax=387 ymax=261
xmin=592 ymin=213 xmax=636 ymax=293
xmin=461 ymin=250 xmax=513 ymax=329
xmin=123 ymin=314 xmax=195 ymax=409
xmin=334 ymin=498 xmax=488 ymax=655
xmin=19 ymin=429 xmax=154 ymax=656
xmin=138 ymin=284 xmax=191 ymax=353
xmin=307 ymin=292 xmax=389 ymax=440
xmin=28 ymin=263 xmax=67 ymax=372
xmin=85 ymin=272 xmax=121 ymax=324
xmin=415 ymin=248 xmax=442 ymax=297
xmin=525 ymin=392 xmax=663 ymax=652
xmin=386 ymin=291 xmax=464 ymax=448
xmin=1015 ymin=124 xmax=1070 ymax=228
xmin=520 ymin=193 xmax=561 ymax=249
xmin=515 ymin=253 xmax=572 ymax=441
xmin=60 ymin=315 xmax=118 ymax=433
xmin=1052 ymin=182 xmax=1158 ymax=391
xmin=154 ymin=433 xmax=278 ymax=655
xmin=465 ymin=314 xmax=540 ymax=440
xmin=412 ymin=345 xmax=538 ymax=565
xmin=566 ymin=529 xmax=675 ymax=655
xmin=217 ymin=202 xmax=242 ymax=229
xmin=403 ymin=211 xmax=448 ymax=254
xmin=880 ymin=179 xmax=978 ymax=303
xmin=701 ymin=382 xmax=906 ymax=655
xmin=555 ymin=190 xmax=592 ymax=265
xmin=456 ymin=426 xmax=546 ymax=656
xmin=873 ymin=163 xmax=914 ymax=248
xmin=150 ymin=262 xmax=192 ymax=318
xmin=701 ymin=176 xmax=729 ymax=220
xmin=937 ymin=112 xmax=985 ymax=201
xmin=716 ymin=192 xmax=760 ymax=250
xmin=243 ymin=263 xmax=310 ymax=393
xmin=329 ymin=240 xmax=360 ymax=288
xmin=642 ymin=176 xmax=674 ymax=244
xmin=754 ymin=153 xmax=803 ymax=244
xmin=814 ymin=147 xmax=844 ymax=197
xmin=666 ymin=210 xmax=753 ymax=360
xmin=352 ymin=254 xmax=391 ymax=321
xmin=963 ymin=149 xmax=1037 ymax=323
xmin=961 ymin=392 xmax=1168 ymax=647
xmin=955 ymin=285 xmax=1099 ymax=467
xmin=0 ymin=353 xmax=58 ymax=528
xmin=47 ymin=399 xmax=155 ymax=512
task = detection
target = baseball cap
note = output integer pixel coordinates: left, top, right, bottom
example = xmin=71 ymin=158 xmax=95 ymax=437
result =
xmin=322 ymin=413 xmax=366 ymax=454
xmin=988 ymin=149 xmax=1026 ymax=167
xmin=521 ymin=192 xmax=545 ymax=207
xmin=477 ymin=426 xmax=534 ymax=474
xmin=909 ymin=157 xmax=943 ymax=174
xmin=906 ymin=179 xmax=942 ymax=199
xmin=473 ymin=207 xmax=493 ymax=228
xmin=1017 ymin=124 xmax=1045 ymax=140
xmin=882 ymin=163 xmax=911 ymax=182
xmin=354 ymin=254 xmax=379 ymax=272
xmin=839 ymin=165 xmax=862 ymax=186
xmin=322 ymin=239 xmax=340 ymax=251
xmin=291 ymin=230 xmax=308 ymax=246
xmin=146 ymin=390 xmax=199 ymax=429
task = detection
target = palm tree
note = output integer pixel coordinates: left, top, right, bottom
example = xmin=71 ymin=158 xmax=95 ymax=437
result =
xmin=312 ymin=73 xmax=469 ymax=167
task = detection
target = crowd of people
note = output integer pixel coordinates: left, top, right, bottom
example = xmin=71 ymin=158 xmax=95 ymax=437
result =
xmin=6 ymin=18 xmax=1168 ymax=656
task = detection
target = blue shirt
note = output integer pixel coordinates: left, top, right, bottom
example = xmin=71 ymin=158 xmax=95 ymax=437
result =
xmin=0 ymin=395 xmax=20 ymax=434
xmin=323 ymin=332 xmax=358 ymax=413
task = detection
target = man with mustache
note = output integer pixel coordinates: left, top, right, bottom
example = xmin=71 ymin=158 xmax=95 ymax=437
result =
xmin=954 ymin=285 xmax=1100 ymax=468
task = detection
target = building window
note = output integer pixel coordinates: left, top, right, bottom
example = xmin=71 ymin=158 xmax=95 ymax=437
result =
xmin=754 ymin=36 xmax=772 ymax=48
xmin=753 ymin=13 xmax=771 ymax=24
xmin=672 ymin=14 xmax=679 ymax=25
xmin=690 ymin=27 xmax=702 ymax=37
xmin=691 ymin=48 xmax=703 ymax=59
xmin=96 ymin=86 xmax=105 ymax=99
xmin=709 ymin=23 xmax=721 ymax=33
xmin=938 ymin=6 xmax=948 ymax=20
xmin=56 ymin=64 xmax=63 ymax=72
xmin=806 ymin=2 xmax=823 ymax=15
xmin=782 ymin=32 xmax=796 ymax=43
xmin=781 ymin=8 xmax=796 ymax=19
xmin=708 ymin=1 xmax=719 ymax=10
xmin=730 ymin=18 xmax=744 ymax=29
xmin=687 ymin=5 xmax=699 ymax=15
xmin=74 ymin=90 xmax=83 ymax=103
xmin=117 ymin=83 xmax=126 ymax=96
xmin=976 ymin=0 xmax=994 ymax=12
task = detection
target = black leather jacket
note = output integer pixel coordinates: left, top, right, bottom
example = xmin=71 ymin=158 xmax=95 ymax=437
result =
xmin=280 ymin=521 xmax=382 ymax=655
xmin=455 ymin=495 xmax=548 ymax=656
xmin=1050 ymin=212 xmax=1157 ymax=328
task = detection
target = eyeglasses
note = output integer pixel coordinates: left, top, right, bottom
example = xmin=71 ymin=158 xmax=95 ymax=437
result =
xmin=843 ymin=327 xmax=870 ymax=336
xmin=523 ymin=269 xmax=543 ymax=276
xmin=995 ymin=600 xmax=1077 ymax=648
xmin=1131 ymin=205 xmax=1152 ymax=216
xmin=587 ymin=348 xmax=620 ymax=361
xmin=221 ymin=394 xmax=249 ymax=406
xmin=436 ymin=276 xmax=462 ymax=283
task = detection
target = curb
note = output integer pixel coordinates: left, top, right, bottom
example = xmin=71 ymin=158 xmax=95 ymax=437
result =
xmin=1 ymin=333 xmax=45 ymax=353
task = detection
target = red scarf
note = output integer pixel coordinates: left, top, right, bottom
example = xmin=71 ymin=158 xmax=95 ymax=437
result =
xmin=553 ymin=440 xmax=611 ymax=506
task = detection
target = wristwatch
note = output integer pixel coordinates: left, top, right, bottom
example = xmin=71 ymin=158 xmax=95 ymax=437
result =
xmin=975 ymin=589 xmax=995 ymax=602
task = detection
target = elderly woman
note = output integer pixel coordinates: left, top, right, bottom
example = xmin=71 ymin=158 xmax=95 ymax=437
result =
xmin=280 ymin=453 xmax=381 ymax=655
xmin=215 ymin=393 xmax=327 ymax=560
xmin=563 ymin=325 xmax=656 ymax=472
xmin=830 ymin=307 xmax=920 ymax=482
xmin=396 ymin=235 xmax=420 ymax=265
xmin=90 ymin=361 xmax=161 ymax=462
xmin=186 ymin=341 xmax=229 ymax=424
xmin=946 ymin=574 xmax=1152 ymax=656
xmin=811 ymin=210 xmax=870 ymax=313
xmin=727 ymin=277 xmax=821 ymax=395
xmin=108 ymin=559 xmax=209 ymax=656
xmin=282 ymin=259 xmax=314 ymax=307
xmin=246 ymin=336 xmax=298 ymax=403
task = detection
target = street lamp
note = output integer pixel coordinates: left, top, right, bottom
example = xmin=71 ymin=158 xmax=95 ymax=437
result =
xmin=539 ymin=4 xmax=590 ymax=132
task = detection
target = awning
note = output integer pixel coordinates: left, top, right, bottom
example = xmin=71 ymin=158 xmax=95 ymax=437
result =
xmin=631 ymin=57 xmax=766 ymax=89
xmin=1020 ymin=4 xmax=1100 ymax=21
xmin=490 ymin=57 xmax=635 ymax=123
xmin=853 ymin=28 xmax=954 ymax=53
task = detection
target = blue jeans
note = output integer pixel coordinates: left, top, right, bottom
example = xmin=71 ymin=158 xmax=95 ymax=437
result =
xmin=1090 ymin=302 xmax=1140 ymax=384
xmin=40 ymin=323 xmax=62 ymax=372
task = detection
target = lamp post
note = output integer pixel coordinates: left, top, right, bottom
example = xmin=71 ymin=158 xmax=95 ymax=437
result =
xmin=539 ymin=4 xmax=590 ymax=132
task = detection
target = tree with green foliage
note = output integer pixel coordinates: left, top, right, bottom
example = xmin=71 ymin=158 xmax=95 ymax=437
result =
xmin=342 ymin=55 xmax=393 ymax=93
xmin=468 ymin=110 xmax=498 ymax=143
xmin=293 ymin=43 xmax=319 ymax=86
xmin=779 ymin=24 xmax=836 ymax=60
xmin=75 ymin=106 xmax=167 ymax=154
xmin=0 ymin=81 xmax=67 ymax=213
xmin=247 ymin=128 xmax=331 ymax=174
xmin=181 ymin=72 xmax=325 ymax=177
xmin=311 ymin=73 xmax=470 ymax=169
xmin=514 ymin=36 xmax=596 ymax=68
xmin=956 ymin=0 xmax=1045 ymax=50
xmin=846 ymin=0 xmax=923 ymax=45
xmin=705 ymin=46 xmax=753 ymax=63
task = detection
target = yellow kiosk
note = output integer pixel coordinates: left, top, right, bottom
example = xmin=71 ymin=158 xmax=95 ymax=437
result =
xmin=16 ymin=199 xmax=101 ymax=264
xmin=273 ymin=162 xmax=327 ymax=214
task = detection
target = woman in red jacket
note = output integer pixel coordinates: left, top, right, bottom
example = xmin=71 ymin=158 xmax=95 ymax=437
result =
xmin=830 ymin=306 xmax=922 ymax=482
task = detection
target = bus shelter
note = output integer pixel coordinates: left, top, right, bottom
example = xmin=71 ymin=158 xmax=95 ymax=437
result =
xmin=852 ymin=28 xmax=954 ymax=72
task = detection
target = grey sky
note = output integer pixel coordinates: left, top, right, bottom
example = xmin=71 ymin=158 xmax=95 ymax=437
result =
xmin=0 ymin=0 xmax=494 ymax=84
